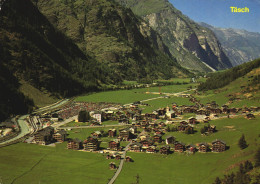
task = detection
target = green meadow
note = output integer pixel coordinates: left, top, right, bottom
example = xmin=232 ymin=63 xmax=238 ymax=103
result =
xmin=115 ymin=116 xmax=260 ymax=184
xmin=0 ymin=143 xmax=119 ymax=184
xmin=75 ymin=83 xmax=196 ymax=104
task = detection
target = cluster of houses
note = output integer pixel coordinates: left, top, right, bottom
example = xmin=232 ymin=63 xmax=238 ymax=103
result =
xmin=128 ymin=138 xmax=227 ymax=154
xmin=33 ymin=126 xmax=67 ymax=145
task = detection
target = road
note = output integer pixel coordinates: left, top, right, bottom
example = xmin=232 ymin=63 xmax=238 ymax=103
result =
xmin=108 ymin=141 xmax=132 ymax=184
xmin=0 ymin=99 xmax=70 ymax=146
xmin=0 ymin=115 xmax=30 ymax=145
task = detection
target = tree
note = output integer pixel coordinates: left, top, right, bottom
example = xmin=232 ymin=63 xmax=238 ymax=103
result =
xmin=214 ymin=177 xmax=221 ymax=184
xmin=255 ymin=147 xmax=260 ymax=167
xmin=238 ymin=134 xmax=248 ymax=150
xmin=78 ymin=110 xmax=90 ymax=122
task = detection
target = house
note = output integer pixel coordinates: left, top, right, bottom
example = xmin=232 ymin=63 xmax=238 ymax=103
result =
xmin=186 ymin=144 xmax=196 ymax=153
xmin=188 ymin=117 xmax=198 ymax=124
xmin=108 ymin=129 xmax=117 ymax=137
xmin=198 ymin=143 xmax=210 ymax=152
xmin=67 ymin=138 xmax=82 ymax=150
xmin=106 ymin=154 xmax=114 ymax=159
xmin=91 ymin=131 xmax=102 ymax=138
xmin=212 ymin=140 xmax=226 ymax=152
xmin=165 ymin=135 xmax=175 ymax=145
xmin=125 ymin=156 xmax=133 ymax=162
xmin=146 ymin=145 xmax=157 ymax=153
xmin=245 ymin=113 xmax=255 ymax=119
xmin=115 ymin=154 xmax=122 ymax=160
xmin=119 ymin=129 xmax=133 ymax=141
xmin=153 ymin=134 xmax=162 ymax=143
xmin=109 ymin=162 xmax=117 ymax=169
xmin=34 ymin=126 xmax=54 ymax=145
xmin=160 ymin=146 xmax=170 ymax=155
xmin=53 ymin=130 xmax=67 ymax=142
xmin=174 ymin=142 xmax=185 ymax=152
xmin=109 ymin=140 xmax=120 ymax=151
xmin=83 ymin=137 xmax=100 ymax=151
xmin=129 ymin=142 xmax=142 ymax=152
xmin=140 ymin=139 xmax=153 ymax=149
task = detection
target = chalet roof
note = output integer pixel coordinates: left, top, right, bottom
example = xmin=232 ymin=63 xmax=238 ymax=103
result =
xmin=131 ymin=142 xmax=142 ymax=147
xmin=165 ymin=135 xmax=175 ymax=139
xmin=175 ymin=142 xmax=185 ymax=146
xmin=55 ymin=130 xmax=67 ymax=135
xmin=70 ymin=138 xmax=82 ymax=143
xmin=198 ymin=142 xmax=209 ymax=146
xmin=212 ymin=139 xmax=226 ymax=145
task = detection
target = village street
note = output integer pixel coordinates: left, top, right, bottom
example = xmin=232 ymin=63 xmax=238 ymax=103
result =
xmin=108 ymin=141 xmax=132 ymax=184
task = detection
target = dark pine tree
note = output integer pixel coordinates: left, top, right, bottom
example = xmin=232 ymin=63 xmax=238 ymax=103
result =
xmin=238 ymin=134 xmax=248 ymax=150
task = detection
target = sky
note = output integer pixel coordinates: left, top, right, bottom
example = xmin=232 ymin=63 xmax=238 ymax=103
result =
xmin=170 ymin=0 xmax=260 ymax=33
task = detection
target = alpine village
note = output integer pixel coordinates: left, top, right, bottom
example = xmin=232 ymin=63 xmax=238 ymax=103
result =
xmin=0 ymin=0 xmax=260 ymax=184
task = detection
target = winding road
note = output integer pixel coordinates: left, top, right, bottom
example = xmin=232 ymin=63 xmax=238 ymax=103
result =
xmin=0 ymin=99 xmax=69 ymax=146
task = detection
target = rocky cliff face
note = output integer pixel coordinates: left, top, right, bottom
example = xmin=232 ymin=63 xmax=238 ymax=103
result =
xmin=200 ymin=22 xmax=260 ymax=66
xmin=35 ymin=0 xmax=190 ymax=80
xmin=116 ymin=0 xmax=233 ymax=72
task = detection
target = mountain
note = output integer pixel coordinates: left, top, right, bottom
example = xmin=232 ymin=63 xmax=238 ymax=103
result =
xmin=116 ymin=0 xmax=233 ymax=72
xmin=0 ymin=0 xmax=118 ymax=120
xmin=35 ymin=0 xmax=191 ymax=80
xmin=199 ymin=22 xmax=260 ymax=66
xmin=198 ymin=58 xmax=260 ymax=91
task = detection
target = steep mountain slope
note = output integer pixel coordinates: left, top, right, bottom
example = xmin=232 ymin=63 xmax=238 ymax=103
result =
xmin=0 ymin=0 xmax=117 ymax=120
xmin=35 ymin=0 xmax=191 ymax=80
xmin=198 ymin=58 xmax=260 ymax=91
xmin=116 ymin=0 xmax=233 ymax=72
xmin=200 ymin=22 xmax=260 ymax=66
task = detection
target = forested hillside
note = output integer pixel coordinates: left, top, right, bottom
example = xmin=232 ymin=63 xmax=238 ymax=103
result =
xmin=198 ymin=58 xmax=260 ymax=91
xmin=0 ymin=0 xmax=117 ymax=120
xmin=35 ymin=0 xmax=191 ymax=80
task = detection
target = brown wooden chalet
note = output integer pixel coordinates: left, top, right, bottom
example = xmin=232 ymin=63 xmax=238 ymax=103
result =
xmin=165 ymin=135 xmax=175 ymax=145
xmin=188 ymin=117 xmax=198 ymax=124
xmin=108 ymin=140 xmax=120 ymax=151
xmin=157 ymin=108 xmax=166 ymax=116
xmin=34 ymin=126 xmax=54 ymax=145
xmin=125 ymin=156 xmax=133 ymax=162
xmin=91 ymin=131 xmax=102 ymax=138
xmin=212 ymin=140 xmax=226 ymax=152
xmin=129 ymin=142 xmax=142 ymax=152
xmin=53 ymin=130 xmax=67 ymax=142
xmin=160 ymin=146 xmax=170 ymax=155
xmin=146 ymin=145 xmax=157 ymax=153
xmin=198 ymin=143 xmax=210 ymax=152
xmin=140 ymin=139 xmax=153 ymax=149
xmin=67 ymin=138 xmax=82 ymax=150
xmin=245 ymin=113 xmax=255 ymax=119
xmin=115 ymin=154 xmax=122 ymax=160
xmin=119 ymin=128 xmax=134 ymax=141
xmin=153 ymin=134 xmax=162 ymax=143
xmin=108 ymin=129 xmax=117 ymax=137
xmin=109 ymin=162 xmax=117 ymax=170
xmin=186 ymin=144 xmax=196 ymax=153
xmin=83 ymin=137 xmax=100 ymax=151
xmin=106 ymin=154 xmax=114 ymax=159
xmin=174 ymin=142 xmax=185 ymax=152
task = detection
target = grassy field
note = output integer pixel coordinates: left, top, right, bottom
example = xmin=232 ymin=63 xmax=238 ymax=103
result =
xmin=115 ymin=116 xmax=260 ymax=184
xmin=0 ymin=143 xmax=119 ymax=184
xmin=75 ymin=83 xmax=195 ymax=104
